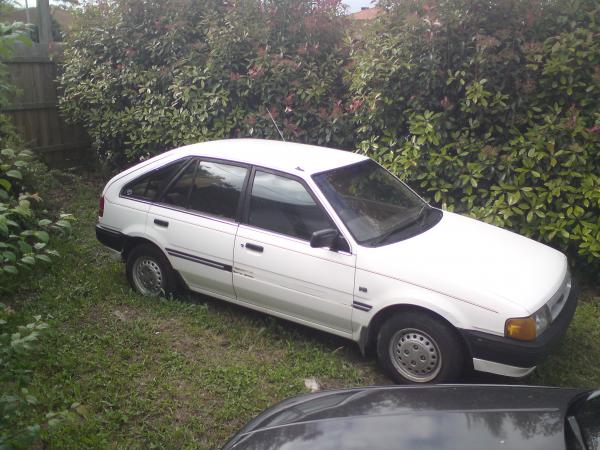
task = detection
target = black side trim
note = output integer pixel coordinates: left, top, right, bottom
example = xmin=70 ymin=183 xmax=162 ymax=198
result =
xmin=165 ymin=248 xmax=232 ymax=272
xmin=95 ymin=225 xmax=125 ymax=252
xmin=460 ymin=279 xmax=579 ymax=368
xmin=352 ymin=301 xmax=372 ymax=312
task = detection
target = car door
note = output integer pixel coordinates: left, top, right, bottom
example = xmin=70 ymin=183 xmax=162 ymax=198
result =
xmin=113 ymin=158 xmax=191 ymax=233
xmin=233 ymin=168 xmax=355 ymax=336
xmin=147 ymin=158 xmax=249 ymax=300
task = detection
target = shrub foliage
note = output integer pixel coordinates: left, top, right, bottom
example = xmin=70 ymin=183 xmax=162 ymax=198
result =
xmin=59 ymin=0 xmax=351 ymax=167
xmin=59 ymin=0 xmax=599 ymax=272
xmin=350 ymin=0 xmax=599 ymax=271
xmin=0 ymin=21 xmax=74 ymax=450
xmin=0 ymin=147 xmax=73 ymax=279
xmin=0 ymin=24 xmax=73 ymax=282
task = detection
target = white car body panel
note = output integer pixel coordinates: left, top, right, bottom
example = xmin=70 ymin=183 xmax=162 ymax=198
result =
xmin=350 ymin=271 xmax=499 ymax=339
xmin=147 ymin=204 xmax=238 ymax=299
xmin=101 ymin=195 xmax=151 ymax=233
xmin=360 ymin=212 xmax=566 ymax=314
xmin=233 ymin=224 xmax=355 ymax=335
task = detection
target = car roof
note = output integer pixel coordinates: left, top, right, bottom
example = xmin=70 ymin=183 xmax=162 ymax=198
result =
xmin=169 ymin=139 xmax=368 ymax=175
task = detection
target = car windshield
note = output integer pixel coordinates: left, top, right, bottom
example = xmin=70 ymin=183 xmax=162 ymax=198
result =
xmin=313 ymin=159 xmax=436 ymax=246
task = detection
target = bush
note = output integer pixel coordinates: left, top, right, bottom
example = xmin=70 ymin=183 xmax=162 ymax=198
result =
xmin=59 ymin=0 xmax=352 ymax=167
xmin=0 ymin=22 xmax=73 ymax=285
xmin=0 ymin=22 xmax=75 ymax=448
xmin=0 ymin=303 xmax=48 ymax=449
xmin=350 ymin=0 xmax=600 ymax=272
xmin=0 ymin=147 xmax=73 ymax=281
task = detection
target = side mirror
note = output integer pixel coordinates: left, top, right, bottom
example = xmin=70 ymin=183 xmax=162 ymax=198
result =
xmin=310 ymin=228 xmax=339 ymax=250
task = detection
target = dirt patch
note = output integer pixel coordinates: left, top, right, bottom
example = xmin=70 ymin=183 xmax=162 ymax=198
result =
xmin=81 ymin=303 xmax=146 ymax=327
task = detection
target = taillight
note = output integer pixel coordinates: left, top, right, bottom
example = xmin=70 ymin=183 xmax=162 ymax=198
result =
xmin=99 ymin=195 xmax=105 ymax=217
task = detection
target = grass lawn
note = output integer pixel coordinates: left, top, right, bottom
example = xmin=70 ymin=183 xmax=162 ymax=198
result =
xmin=2 ymin=176 xmax=599 ymax=449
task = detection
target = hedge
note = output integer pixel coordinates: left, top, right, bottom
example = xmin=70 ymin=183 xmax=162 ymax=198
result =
xmin=58 ymin=0 xmax=599 ymax=273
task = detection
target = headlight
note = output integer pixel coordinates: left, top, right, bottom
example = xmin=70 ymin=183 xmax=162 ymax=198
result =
xmin=505 ymin=305 xmax=552 ymax=341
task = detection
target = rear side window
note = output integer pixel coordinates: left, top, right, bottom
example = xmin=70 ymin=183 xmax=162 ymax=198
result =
xmin=188 ymin=161 xmax=248 ymax=220
xmin=121 ymin=159 xmax=188 ymax=201
xmin=248 ymin=171 xmax=334 ymax=240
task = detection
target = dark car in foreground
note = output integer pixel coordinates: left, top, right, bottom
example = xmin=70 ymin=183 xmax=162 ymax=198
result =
xmin=223 ymin=385 xmax=600 ymax=450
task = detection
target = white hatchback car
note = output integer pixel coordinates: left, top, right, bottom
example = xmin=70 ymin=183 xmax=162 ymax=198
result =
xmin=96 ymin=139 xmax=577 ymax=384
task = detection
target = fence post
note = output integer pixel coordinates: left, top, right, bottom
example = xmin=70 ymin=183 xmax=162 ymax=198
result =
xmin=38 ymin=0 xmax=52 ymax=51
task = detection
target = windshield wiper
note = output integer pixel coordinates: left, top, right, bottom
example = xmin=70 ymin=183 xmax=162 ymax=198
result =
xmin=370 ymin=205 xmax=428 ymax=246
xmin=565 ymin=390 xmax=600 ymax=450
xmin=567 ymin=415 xmax=588 ymax=450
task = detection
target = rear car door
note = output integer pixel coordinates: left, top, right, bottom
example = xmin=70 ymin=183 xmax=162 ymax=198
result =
xmin=233 ymin=169 xmax=355 ymax=336
xmin=146 ymin=158 xmax=249 ymax=300
xmin=115 ymin=158 xmax=191 ymax=233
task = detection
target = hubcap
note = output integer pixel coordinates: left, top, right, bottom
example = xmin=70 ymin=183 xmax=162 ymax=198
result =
xmin=389 ymin=328 xmax=441 ymax=383
xmin=132 ymin=257 xmax=164 ymax=296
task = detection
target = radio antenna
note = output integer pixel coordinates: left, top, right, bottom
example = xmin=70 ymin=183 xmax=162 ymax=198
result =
xmin=267 ymin=107 xmax=286 ymax=142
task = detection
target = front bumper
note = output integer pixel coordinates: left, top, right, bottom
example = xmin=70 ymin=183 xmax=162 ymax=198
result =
xmin=460 ymin=278 xmax=579 ymax=377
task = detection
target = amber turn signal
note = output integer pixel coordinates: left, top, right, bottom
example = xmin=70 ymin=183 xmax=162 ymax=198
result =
xmin=505 ymin=317 xmax=537 ymax=341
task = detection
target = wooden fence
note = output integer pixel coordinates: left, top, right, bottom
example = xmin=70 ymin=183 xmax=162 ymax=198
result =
xmin=1 ymin=43 xmax=90 ymax=167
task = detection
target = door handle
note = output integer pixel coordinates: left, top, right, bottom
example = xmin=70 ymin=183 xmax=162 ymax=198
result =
xmin=154 ymin=219 xmax=169 ymax=228
xmin=245 ymin=243 xmax=264 ymax=253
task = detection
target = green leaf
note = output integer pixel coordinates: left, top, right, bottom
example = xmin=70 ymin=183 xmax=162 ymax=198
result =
xmin=18 ymin=241 xmax=32 ymax=254
xmin=35 ymin=254 xmax=52 ymax=263
xmin=6 ymin=169 xmax=22 ymax=180
xmin=55 ymin=220 xmax=72 ymax=231
xmin=34 ymin=231 xmax=50 ymax=243
xmin=526 ymin=211 xmax=534 ymax=223
xmin=2 ymin=251 xmax=16 ymax=262
xmin=0 ymin=179 xmax=11 ymax=191
xmin=21 ymin=255 xmax=36 ymax=265
xmin=3 ymin=265 xmax=18 ymax=274
xmin=1 ymin=148 xmax=16 ymax=157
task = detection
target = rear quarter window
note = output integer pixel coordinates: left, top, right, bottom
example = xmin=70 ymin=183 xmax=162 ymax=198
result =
xmin=121 ymin=159 xmax=189 ymax=201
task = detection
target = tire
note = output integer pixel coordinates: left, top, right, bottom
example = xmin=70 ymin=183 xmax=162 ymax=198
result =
xmin=376 ymin=311 xmax=464 ymax=384
xmin=126 ymin=244 xmax=177 ymax=297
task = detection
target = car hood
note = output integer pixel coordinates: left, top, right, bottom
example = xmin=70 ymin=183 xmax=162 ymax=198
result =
xmin=356 ymin=211 xmax=568 ymax=315
xmin=224 ymin=385 xmax=582 ymax=450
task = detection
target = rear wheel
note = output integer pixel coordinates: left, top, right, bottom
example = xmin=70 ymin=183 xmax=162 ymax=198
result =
xmin=376 ymin=311 xmax=464 ymax=384
xmin=126 ymin=244 xmax=176 ymax=297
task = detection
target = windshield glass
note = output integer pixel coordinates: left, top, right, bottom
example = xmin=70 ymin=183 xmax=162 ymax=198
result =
xmin=313 ymin=160 xmax=435 ymax=245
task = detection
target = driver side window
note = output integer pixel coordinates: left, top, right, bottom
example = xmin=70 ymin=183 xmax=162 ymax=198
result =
xmin=248 ymin=171 xmax=334 ymax=241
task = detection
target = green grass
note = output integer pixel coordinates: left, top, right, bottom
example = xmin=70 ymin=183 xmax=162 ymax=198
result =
xmin=2 ymin=177 xmax=599 ymax=449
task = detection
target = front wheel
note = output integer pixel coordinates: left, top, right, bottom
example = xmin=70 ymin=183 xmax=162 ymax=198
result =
xmin=126 ymin=244 xmax=177 ymax=297
xmin=376 ymin=311 xmax=464 ymax=384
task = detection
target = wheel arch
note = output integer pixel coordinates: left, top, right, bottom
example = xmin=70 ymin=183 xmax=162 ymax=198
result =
xmin=122 ymin=236 xmax=164 ymax=262
xmin=123 ymin=236 xmax=188 ymax=294
xmin=360 ymin=303 xmax=472 ymax=364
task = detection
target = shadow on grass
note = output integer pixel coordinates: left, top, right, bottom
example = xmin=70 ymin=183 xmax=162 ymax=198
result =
xmin=165 ymin=287 xmax=531 ymax=387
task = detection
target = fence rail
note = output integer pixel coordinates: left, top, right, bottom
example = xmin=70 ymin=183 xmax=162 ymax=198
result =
xmin=1 ymin=43 xmax=90 ymax=167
